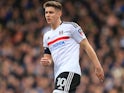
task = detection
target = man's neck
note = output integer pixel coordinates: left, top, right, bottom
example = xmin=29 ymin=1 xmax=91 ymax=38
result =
xmin=51 ymin=20 xmax=62 ymax=30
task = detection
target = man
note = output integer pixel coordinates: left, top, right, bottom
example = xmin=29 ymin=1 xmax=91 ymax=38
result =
xmin=40 ymin=1 xmax=104 ymax=93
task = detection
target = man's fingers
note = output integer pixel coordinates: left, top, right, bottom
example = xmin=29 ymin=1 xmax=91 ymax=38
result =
xmin=96 ymin=73 xmax=104 ymax=82
xmin=41 ymin=58 xmax=48 ymax=61
xmin=40 ymin=58 xmax=51 ymax=66
xmin=99 ymin=75 xmax=104 ymax=82
xmin=95 ymin=67 xmax=104 ymax=83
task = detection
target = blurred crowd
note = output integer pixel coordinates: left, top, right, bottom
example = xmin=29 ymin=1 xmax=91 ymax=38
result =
xmin=0 ymin=0 xmax=124 ymax=93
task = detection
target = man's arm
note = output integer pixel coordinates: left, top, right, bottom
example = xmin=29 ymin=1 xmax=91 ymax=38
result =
xmin=40 ymin=54 xmax=52 ymax=66
xmin=40 ymin=47 xmax=53 ymax=66
xmin=80 ymin=38 xmax=104 ymax=82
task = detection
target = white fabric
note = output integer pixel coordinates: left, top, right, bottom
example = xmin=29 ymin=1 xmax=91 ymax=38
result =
xmin=53 ymin=89 xmax=68 ymax=93
xmin=43 ymin=22 xmax=86 ymax=79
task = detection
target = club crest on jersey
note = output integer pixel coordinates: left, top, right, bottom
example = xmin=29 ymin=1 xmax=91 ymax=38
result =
xmin=59 ymin=31 xmax=63 ymax=35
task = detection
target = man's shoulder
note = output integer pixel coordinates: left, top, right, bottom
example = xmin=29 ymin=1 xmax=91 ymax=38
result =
xmin=62 ymin=21 xmax=79 ymax=28
xmin=43 ymin=30 xmax=52 ymax=38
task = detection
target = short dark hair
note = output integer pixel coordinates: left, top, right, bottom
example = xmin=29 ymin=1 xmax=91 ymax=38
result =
xmin=43 ymin=1 xmax=62 ymax=10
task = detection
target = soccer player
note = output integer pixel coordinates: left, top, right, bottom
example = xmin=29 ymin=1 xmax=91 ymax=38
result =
xmin=40 ymin=1 xmax=104 ymax=93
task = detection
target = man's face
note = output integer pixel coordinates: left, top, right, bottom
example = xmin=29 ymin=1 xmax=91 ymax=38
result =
xmin=45 ymin=7 xmax=61 ymax=24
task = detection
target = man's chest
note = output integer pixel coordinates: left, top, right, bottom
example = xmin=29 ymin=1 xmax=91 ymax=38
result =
xmin=47 ymin=29 xmax=71 ymax=44
xmin=46 ymin=29 xmax=71 ymax=51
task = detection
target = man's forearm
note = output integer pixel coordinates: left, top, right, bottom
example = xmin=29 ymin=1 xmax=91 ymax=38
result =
xmin=85 ymin=44 xmax=102 ymax=68
xmin=81 ymin=39 xmax=102 ymax=68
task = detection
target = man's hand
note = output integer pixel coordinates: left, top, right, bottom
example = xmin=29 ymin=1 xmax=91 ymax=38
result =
xmin=95 ymin=67 xmax=104 ymax=83
xmin=40 ymin=57 xmax=52 ymax=66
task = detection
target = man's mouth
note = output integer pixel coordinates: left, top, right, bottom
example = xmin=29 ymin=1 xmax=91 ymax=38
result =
xmin=47 ymin=18 xmax=51 ymax=21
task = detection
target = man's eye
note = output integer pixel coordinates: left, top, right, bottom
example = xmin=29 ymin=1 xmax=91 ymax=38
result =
xmin=49 ymin=11 xmax=54 ymax=14
xmin=45 ymin=11 xmax=54 ymax=14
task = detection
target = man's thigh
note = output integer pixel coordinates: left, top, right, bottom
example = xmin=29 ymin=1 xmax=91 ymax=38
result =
xmin=53 ymin=72 xmax=80 ymax=93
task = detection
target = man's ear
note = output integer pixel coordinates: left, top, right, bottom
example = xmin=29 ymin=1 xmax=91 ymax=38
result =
xmin=58 ymin=10 xmax=62 ymax=17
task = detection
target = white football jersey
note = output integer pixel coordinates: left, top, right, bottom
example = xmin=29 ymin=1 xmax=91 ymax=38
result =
xmin=43 ymin=22 xmax=86 ymax=79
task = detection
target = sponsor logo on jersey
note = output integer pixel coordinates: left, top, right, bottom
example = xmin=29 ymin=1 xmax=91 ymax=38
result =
xmin=49 ymin=41 xmax=65 ymax=51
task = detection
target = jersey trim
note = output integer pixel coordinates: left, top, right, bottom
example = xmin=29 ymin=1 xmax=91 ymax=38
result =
xmin=48 ymin=36 xmax=70 ymax=46
xmin=64 ymin=72 xmax=74 ymax=92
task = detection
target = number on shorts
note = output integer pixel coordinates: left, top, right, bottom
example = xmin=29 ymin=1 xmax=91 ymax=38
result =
xmin=57 ymin=77 xmax=67 ymax=90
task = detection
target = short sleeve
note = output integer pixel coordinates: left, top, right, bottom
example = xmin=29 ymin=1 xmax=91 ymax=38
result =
xmin=43 ymin=34 xmax=48 ymax=47
xmin=71 ymin=22 xmax=86 ymax=43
